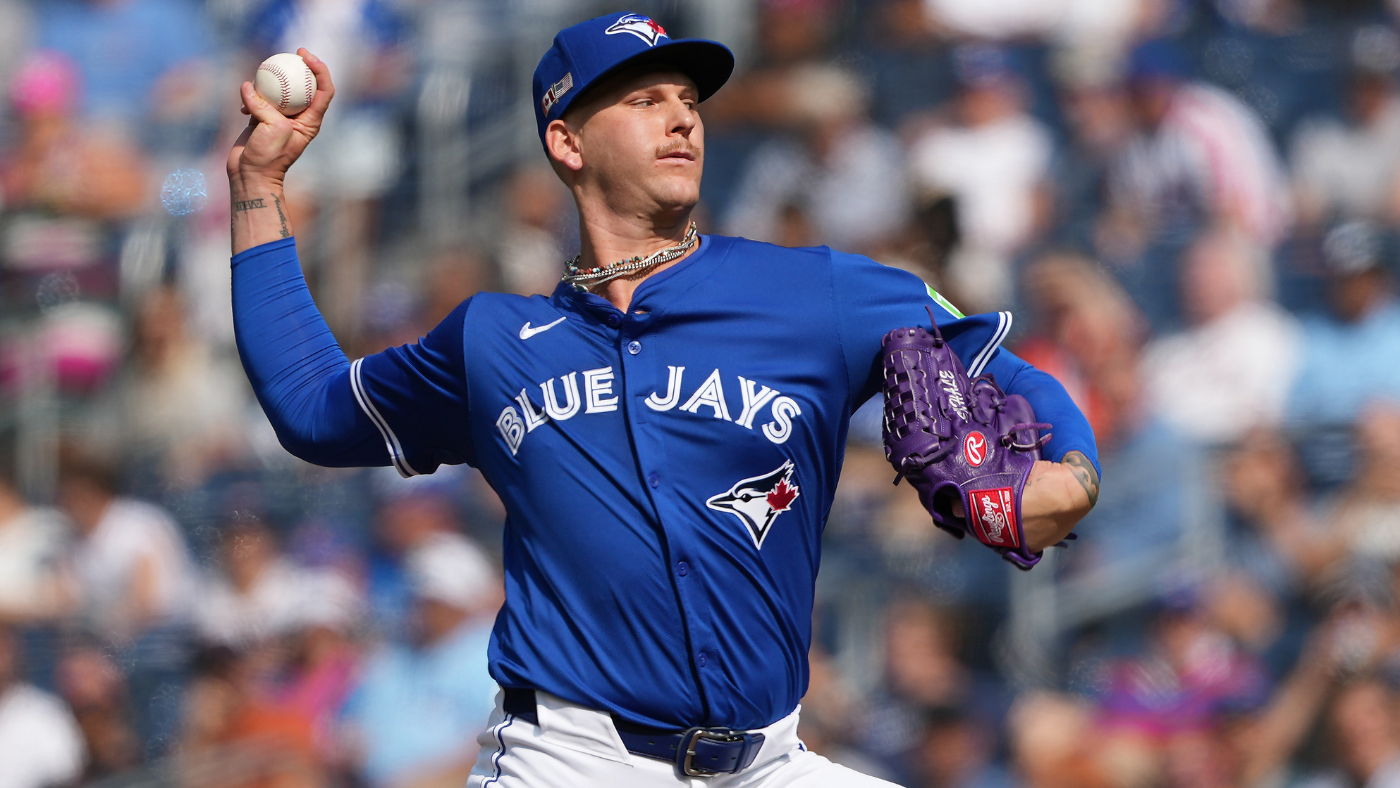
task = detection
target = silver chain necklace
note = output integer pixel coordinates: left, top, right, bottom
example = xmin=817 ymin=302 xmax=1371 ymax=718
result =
xmin=561 ymin=223 xmax=699 ymax=292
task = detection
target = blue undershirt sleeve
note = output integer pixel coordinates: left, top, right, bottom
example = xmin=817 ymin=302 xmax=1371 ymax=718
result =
xmin=981 ymin=349 xmax=1100 ymax=475
xmin=231 ymin=238 xmax=473 ymax=475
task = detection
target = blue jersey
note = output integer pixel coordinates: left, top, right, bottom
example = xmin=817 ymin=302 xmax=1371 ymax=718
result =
xmin=231 ymin=234 xmax=1097 ymax=731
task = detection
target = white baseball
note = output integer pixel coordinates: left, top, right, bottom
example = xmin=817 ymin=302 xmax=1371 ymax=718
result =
xmin=254 ymin=53 xmax=316 ymax=116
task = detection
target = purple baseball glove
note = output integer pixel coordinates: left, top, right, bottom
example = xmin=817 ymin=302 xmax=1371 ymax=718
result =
xmin=881 ymin=310 xmax=1053 ymax=569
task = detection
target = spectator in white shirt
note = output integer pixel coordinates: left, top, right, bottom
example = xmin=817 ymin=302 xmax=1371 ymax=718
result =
xmin=921 ymin=0 xmax=1145 ymax=48
xmin=908 ymin=45 xmax=1053 ymax=311
xmin=1108 ymin=40 xmax=1291 ymax=249
xmin=1292 ymin=26 xmax=1400 ymax=228
xmin=84 ymin=286 xmax=252 ymax=492
xmin=195 ymin=518 xmax=362 ymax=648
xmin=1142 ymin=227 xmax=1301 ymax=445
xmin=722 ymin=63 xmax=910 ymax=255
xmin=57 ymin=449 xmax=194 ymax=640
xmin=0 ymin=454 xmax=72 ymax=624
xmin=57 ymin=447 xmax=196 ymax=758
xmin=0 ymin=625 xmax=85 ymax=788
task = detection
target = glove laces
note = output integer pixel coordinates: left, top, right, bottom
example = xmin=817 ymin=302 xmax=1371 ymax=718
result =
xmin=1003 ymin=422 xmax=1052 ymax=451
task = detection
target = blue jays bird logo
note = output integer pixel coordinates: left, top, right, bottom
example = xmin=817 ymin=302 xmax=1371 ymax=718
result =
xmin=605 ymin=14 xmax=668 ymax=46
xmin=706 ymin=461 xmax=800 ymax=549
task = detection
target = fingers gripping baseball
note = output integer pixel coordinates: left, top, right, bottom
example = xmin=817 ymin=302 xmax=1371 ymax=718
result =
xmin=227 ymin=49 xmax=336 ymax=183
xmin=297 ymin=48 xmax=336 ymax=119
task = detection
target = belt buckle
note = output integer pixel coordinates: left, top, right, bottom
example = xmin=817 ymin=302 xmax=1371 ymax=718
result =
xmin=679 ymin=727 xmax=744 ymax=777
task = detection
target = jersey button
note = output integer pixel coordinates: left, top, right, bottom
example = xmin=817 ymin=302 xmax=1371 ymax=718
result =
xmin=647 ymin=473 xmax=659 ymax=488
xmin=697 ymin=651 xmax=708 ymax=667
xmin=677 ymin=561 xmax=689 ymax=576
xmin=605 ymin=314 xmax=621 ymax=328
xmin=627 ymin=340 xmax=641 ymax=355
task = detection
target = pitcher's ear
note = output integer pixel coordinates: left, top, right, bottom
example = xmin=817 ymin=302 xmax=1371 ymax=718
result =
xmin=545 ymin=119 xmax=583 ymax=173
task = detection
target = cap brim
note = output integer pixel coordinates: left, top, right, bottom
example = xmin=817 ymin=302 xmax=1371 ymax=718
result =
xmin=578 ymin=38 xmax=735 ymax=107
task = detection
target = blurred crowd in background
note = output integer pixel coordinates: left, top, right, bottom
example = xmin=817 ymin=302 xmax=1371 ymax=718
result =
xmin=3 ymin=0 xmax=1400 ymax=786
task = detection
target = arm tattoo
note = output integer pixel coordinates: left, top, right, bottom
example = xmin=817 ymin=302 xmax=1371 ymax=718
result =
xmin=273 ymin=195 xmax=290 ymax=238
xmin=1062 ymin=451 xmax=1100 ymax=508
xmin=232 ymin=198 xmax=266 ymax=212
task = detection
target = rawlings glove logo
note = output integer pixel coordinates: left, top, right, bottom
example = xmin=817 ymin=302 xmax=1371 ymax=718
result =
xmin=706 ymin=461 xmax=800 ymax=549
xmin=968 ymin=488 xmax=1019 ymax=548
xmin=964 ymin=431 xmax=988 ymax=467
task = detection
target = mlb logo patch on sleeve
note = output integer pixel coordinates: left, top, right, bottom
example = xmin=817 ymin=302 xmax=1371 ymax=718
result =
xmin=968 ymin=487 xmax=1019 ymax=548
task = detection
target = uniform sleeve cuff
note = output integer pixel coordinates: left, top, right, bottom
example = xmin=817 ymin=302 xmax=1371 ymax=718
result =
xmin=231 ymin=236 xmax=297 ymax=269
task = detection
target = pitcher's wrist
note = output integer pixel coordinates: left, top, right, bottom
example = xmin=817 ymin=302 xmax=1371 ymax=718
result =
xmin=229 ymin=169 xmax=284 ymax=197
xmin=230 ymin=178 xmax=295 ymax=253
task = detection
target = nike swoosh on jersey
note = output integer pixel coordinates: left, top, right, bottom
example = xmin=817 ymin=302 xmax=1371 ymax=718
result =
xmin=519 ymin=317 xmax=567 ymax=340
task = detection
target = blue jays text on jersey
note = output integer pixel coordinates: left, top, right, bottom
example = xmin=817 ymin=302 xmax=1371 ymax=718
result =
xmin=230 ymin=234 xmax=1098 ymax=732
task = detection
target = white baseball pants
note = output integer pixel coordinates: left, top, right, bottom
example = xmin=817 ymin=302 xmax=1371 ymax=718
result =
xmin=466 ymin=690 xmax=901 ymax=788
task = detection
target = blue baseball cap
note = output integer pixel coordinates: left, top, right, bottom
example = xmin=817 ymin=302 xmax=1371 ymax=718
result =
xmin=1129 ymin=39 xmax=1189 ymax=83
xmin=953 ymin=45 xmax=1019 ymax=88
xmin=532 ymin=12 xmax=735 ymax=143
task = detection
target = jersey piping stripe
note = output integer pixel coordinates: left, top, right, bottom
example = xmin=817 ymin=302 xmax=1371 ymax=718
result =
xmin=968 ymin=311 xmax=1011 ymax=376
xmin=482 ymin=714 xmax=515 ymax=787
xmin=349 ymin=358 xmax=420 ymax=478
xmin=968 ymin=311 xmax=1011 ymax=377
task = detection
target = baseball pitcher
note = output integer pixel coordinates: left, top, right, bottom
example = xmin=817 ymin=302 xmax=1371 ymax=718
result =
xmin=226 ymin=13 xmax=1100 ymax=787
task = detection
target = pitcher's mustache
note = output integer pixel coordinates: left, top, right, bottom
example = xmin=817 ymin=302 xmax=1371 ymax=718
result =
xmin=656 ymin=141 xmax=699 ymax=158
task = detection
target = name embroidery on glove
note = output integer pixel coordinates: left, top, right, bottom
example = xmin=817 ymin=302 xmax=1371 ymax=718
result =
xmin=938 ymin=370 xmax=970 ymax=421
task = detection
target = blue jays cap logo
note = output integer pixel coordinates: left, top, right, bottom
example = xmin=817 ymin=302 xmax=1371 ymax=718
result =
xmin=533 ymin=12 xmax=734 ymax=143
xmin=707 ymin=461 xmax=800 ymax=549
xmin=606 ymin=14 xmax=669 ymax=47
